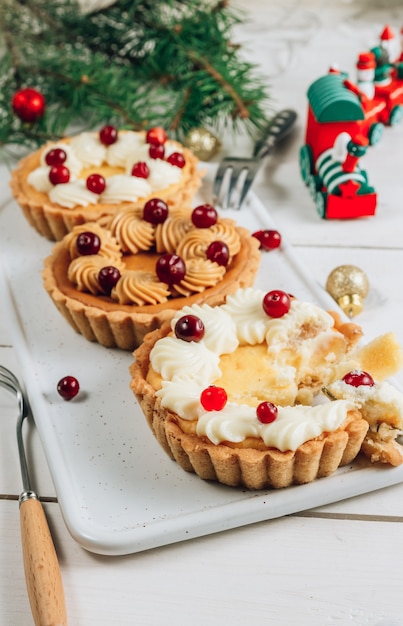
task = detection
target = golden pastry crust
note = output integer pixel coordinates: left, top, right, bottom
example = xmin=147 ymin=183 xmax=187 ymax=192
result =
xmin=130 ymin=321 xmax=369 ymax=490
xmin=42 ymin=224 xmax=260 ymax=350
xmin=361 ymin=428 xmax=403 ymax=467
xmin=10 ymin=133 xmax=202 ymax=241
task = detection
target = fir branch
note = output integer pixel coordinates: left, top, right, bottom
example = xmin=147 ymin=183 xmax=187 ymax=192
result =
xmin=187 ymin=50 xmax=250 ymax=120
xmin=14 ymin=0 xmax=63 ymax=33
xmin=0 ymin=0 xmax=271 ymax=156
xmin=170 ymin=87 xmax=192 ymax=132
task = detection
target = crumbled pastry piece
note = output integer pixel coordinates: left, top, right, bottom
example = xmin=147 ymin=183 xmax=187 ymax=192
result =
xmin=328 ymin=310 xmax=364 ymax=349
xmin=361 ymin=424 xmax=403 ymax=467
xmin=325 ymin=377 xmax=403 ymax=466
xmin=354 ymin=332 xmax=403 ymax=381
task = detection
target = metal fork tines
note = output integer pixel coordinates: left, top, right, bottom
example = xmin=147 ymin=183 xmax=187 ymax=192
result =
xmin=0 ymin=366 xmax=31 ymax=493
xmin=214 ymin=156 xmax=261 ymax=211
xmin=213 ymin=108 xmax=297 ymax=210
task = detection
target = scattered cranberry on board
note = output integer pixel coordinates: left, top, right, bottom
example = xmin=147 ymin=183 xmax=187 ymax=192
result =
xmin=57 ymin=376 xmax=80 ymax=401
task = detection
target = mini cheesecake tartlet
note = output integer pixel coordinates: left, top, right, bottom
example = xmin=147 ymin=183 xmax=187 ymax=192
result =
xmin=42 ymin=203 xmax=261 ymax=350
xmin=130 ymin=287 xmax=403 ymax=490
xmin=10 ymin=126 xmax=202 ymax=240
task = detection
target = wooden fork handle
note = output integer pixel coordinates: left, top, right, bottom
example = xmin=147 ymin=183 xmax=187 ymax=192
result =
xmin=20 ymin=495 xmax=67 ymax=626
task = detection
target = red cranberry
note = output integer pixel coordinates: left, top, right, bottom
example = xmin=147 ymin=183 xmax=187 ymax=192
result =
xmin=45 ymin=148 xmax=67 ymax=166
xmin=167 ymin=152 xmax=186 ymax=168
xmin=98 ymin=266 xmax=121 ymax=295
xmin=191 ymin=204 xmax=218 ymax=228
xmin=206 ymin=241 xmax=229 ymax=266
xmin=257 ymin=401 xmax=278 ymax=424
xmin=99 ymin=125 xmax=118 ymax=145
xmin=342 ymin=370 xmax=375 ymax=387
xmin=143 ymin=198 xmax=168 ymax=224
xmin=86 ymin=173 xmax=106 ymax=194
xmin=57 ymin=376 xmax=80 ymax=401
xmin=131 ymin=161 xmax=150 ymax=178
xmin=262 ymin=290 xmax=291 ymax=318
xmin=174 ymin=315 xmax=205 ymax=342
xmin=49 ymin=164 xmax=70 ymax=185
xmin=200 ymin=386 xmax=227 ymax=411
xmin=252 ymin=229 xmax=281 ymax=251
xmin=149 ymin=144 xmax=165 ymax=159
xmin=76 ymin=231 xmax=101 ymax=256
xmin=156 ymin=253 xmax=186 ymax=285
xmin=146 ymin=127 xmax=168 ymax=145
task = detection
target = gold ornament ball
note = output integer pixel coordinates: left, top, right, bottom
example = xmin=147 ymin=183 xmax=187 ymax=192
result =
xmin=183 ymin=127 xmax=221 ymax=161
xmin=326 ymin=264 xmax=369 ymax=318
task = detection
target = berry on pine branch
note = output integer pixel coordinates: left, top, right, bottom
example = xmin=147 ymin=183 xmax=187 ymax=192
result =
xmin=0 ymin=0 xmax=270 ymax=156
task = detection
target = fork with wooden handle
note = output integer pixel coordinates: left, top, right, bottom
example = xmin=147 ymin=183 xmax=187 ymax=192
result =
xmin=0 ymin=365 xmax=67 ymax=626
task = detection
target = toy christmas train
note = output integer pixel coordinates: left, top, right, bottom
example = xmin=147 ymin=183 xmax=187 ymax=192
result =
xmin=300 ymin=24 xmax=403 ymax=219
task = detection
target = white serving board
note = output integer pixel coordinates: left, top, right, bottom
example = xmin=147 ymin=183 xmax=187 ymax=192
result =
xmin=1 ymin=170 xmax=403 ymax=556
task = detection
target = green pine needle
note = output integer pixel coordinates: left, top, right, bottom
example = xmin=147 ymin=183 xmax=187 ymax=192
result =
xmin=0 ymin=0 xmax=271 ymax=157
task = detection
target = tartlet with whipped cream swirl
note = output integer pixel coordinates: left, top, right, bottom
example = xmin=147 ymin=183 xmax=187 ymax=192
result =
xmin=10 ymin=126 xmax=202 ymax=240
xmin=130 ymin=287 xmax=403 ymax=489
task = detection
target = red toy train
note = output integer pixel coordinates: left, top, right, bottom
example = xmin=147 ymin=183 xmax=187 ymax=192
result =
xmin=300 ymin=24 xmax=403 ymax=219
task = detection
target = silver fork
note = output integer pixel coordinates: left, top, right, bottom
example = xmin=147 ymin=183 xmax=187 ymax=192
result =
xmin=0 ymin=365 xmax=68 ymax=626
xmin=213 ymin=109 xmax=297 ymax=210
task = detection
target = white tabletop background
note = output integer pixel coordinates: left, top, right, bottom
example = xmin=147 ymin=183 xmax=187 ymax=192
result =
xmin=1 ymin=1 xmax=403 ymax=624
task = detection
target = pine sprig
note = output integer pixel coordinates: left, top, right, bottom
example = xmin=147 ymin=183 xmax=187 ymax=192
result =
xmin=0 ymin=0 xmax=271 ymax=156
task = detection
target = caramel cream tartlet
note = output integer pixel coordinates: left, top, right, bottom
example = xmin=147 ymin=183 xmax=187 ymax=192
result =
xmin=42 ymin=203 xmax=261 ymax=350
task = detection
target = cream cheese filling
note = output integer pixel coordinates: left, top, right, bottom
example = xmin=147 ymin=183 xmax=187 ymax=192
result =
xmin=151 ymin=288 xmax=359 ymax=450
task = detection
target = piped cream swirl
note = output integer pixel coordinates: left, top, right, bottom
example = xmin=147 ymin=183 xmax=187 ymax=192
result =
xmin=111 ymin=271 xmax=170 ymax=305
xmin=67 ymin=255 xmax=107 ymax=294
xmin=150 ymin=336 xmax=221 ymax=384
xmin=155 ymin=217 xmax=193 ymax=254
xmin=176 ymin=218 xmax=240 ymax=261
xmin=175 ymin=259 xmax=226 ymax=295
xmin=99 ymin=175 xmax=152 ymax=204
xmin=69 ymin=132 xmax=107 ymax=167
xmin=106 ymin=131 xmax=145 ymax=167
xmin=170 ymin=303 xmax=238 ymax=355
xmin=49 ymin=180 xmax=99 ymax=209
xmin=65 ymin=223 xmax=122 ymax=262
xmin=109 ymin=209 xmax=155 ymax=253
xmin=196 ymin=400 xmax=355 ymax=450
xmin=221 ymin=287 xmax=269 ymax=345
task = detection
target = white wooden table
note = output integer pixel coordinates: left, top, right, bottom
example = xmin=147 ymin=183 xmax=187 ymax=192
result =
xmin=2 ymin=2 xmax=403 ymax=624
